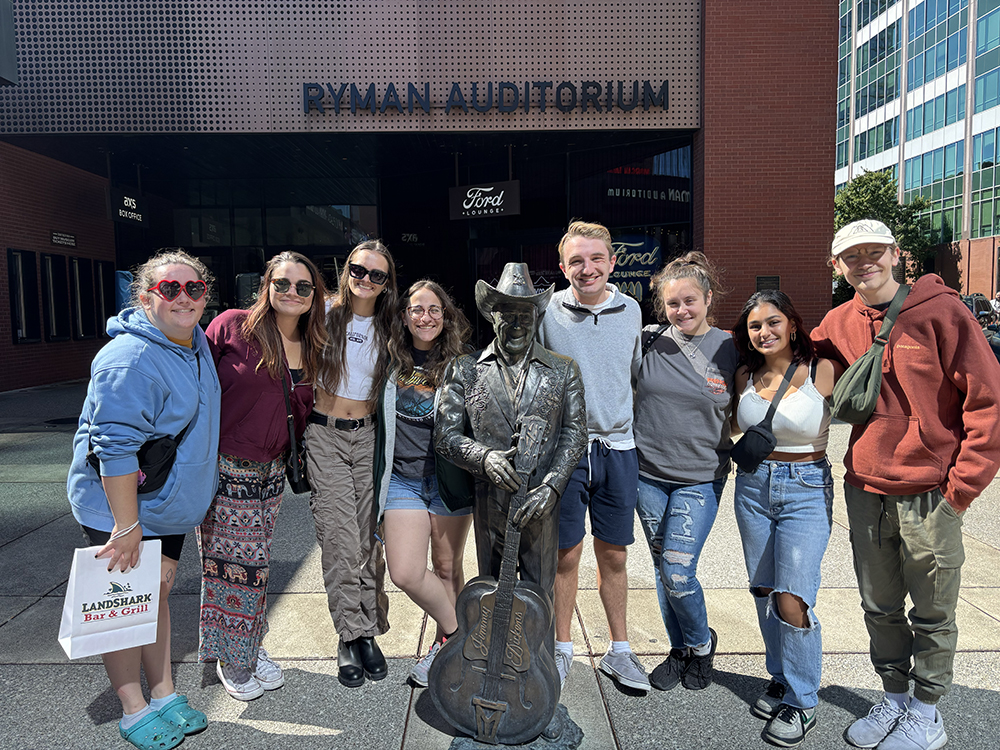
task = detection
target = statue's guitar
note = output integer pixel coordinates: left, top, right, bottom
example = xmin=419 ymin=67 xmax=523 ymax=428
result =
xmin=428 ymin=415 xmax=558 ymax=745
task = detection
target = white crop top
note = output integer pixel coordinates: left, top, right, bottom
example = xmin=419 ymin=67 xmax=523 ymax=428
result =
xmin=337 ymin=314 xmax=377 ymax=401
xmin=736 ymin=361 xmax=830 ymax=453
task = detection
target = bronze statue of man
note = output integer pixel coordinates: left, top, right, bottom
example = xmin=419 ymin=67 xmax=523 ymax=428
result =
xmin=431 ymin=262 xmax=587 ymax=746
xmin=435 ymin=261 xmax=587 ymax=599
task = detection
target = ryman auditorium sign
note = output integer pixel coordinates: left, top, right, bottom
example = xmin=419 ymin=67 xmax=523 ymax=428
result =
xmin=303 ymin=80 xmax=669 ymax=115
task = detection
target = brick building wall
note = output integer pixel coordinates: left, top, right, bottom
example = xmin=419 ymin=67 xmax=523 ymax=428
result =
xmin=0 ymin=141 xmax=114 ymax=392
xmin=695 ymin=1 xmax=838 ymax=330
xmin=956 ymin=239 xmax=1000 ymax=298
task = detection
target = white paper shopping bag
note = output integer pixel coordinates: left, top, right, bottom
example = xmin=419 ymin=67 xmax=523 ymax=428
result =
xmin=58 ymin=540 xmax=161 ymax=659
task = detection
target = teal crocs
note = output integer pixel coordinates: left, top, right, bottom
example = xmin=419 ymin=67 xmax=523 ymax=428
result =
xmin=119 ymin=711 xmax=184 ymax=750
xmin=157 ymin=694 xmax=208 ymax=735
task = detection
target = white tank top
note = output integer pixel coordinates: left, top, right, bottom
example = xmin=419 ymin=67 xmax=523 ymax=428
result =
xmin=736 ymin=361 xmax=830 ymax=453
xmin=337 ymin=314 xmax=377 ymax=401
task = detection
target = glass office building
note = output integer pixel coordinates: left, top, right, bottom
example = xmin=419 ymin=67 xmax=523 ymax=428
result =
xmin=837 ymin=0 xmax=1000 ymax=292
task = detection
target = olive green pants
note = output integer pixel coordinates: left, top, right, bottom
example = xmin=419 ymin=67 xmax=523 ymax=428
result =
xmin=844 ymin=484 xmax=965 ymax=704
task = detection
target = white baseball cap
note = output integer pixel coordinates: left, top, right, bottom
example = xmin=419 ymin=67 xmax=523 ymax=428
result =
xmin=831 ymin=219 xmax=896 ymax=257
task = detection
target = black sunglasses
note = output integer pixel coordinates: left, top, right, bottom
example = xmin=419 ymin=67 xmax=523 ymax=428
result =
xmin=147 ymin=279 xmax=207 ymax=301
xmin=271 ymin=278 xmax=315 ymax=297
xmin=348 ymin=262 xmax=389 ymax=286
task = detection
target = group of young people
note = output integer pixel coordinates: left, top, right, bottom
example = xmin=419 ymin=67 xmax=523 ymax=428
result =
xmin=67 ymin=216 xmax=1000 ymax=750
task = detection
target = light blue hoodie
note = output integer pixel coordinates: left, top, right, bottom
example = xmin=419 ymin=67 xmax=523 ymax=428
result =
xmin=67 ymin=307 xmax=221 ymax=536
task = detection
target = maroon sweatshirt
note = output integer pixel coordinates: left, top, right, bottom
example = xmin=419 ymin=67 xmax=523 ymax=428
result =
xmin=206 ymin=309 xmax=314 ymax=463
xmin=812 ymin=274 xmax=1000 ymax=511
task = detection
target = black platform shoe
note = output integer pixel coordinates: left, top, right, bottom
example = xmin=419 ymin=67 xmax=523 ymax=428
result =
xmin=356 ymin=636 xmax=387 ymax=681
xmin=337 ymin=637 xmax=365 ymax=688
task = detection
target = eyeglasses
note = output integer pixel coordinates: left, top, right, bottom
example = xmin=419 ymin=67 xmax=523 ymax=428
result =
xmin=348 ymin=262 xmax=389 ymax=286
xmin=271 ymin=278 xmax=315 ymax=297
xmin=147 ymin=279 xmax=207 ymax=301
xmin=406 ymin=305 xmax=444 ymax=320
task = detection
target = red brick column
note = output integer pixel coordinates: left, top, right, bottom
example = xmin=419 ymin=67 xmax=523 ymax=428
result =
xmin=695 ymin=1 xmax=838 ymax=330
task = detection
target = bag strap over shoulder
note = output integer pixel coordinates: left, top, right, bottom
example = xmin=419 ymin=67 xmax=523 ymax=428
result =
xmin=759 ymin=361 xmax=799 ymax=427
xmin=641 ymin=324 xmax=670 ymax=357
xmin=874 ymin=284 xmax=910 ymax=345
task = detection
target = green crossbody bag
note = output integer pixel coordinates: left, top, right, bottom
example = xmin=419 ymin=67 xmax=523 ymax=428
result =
xmin=830 ymin=284 xmax=910 ymax=425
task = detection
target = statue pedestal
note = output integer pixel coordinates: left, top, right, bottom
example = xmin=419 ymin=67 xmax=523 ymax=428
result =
xmin=446 ymin=704 xmax=583 ymax=750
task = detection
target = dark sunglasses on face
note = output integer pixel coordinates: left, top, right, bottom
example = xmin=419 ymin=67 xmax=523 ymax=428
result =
xmin=271 ymin=278 xmax=315 ymax=297
xmin=348 ymin=262 xmax=389 ymax=286
xmin=147 ymin=279 xmax=207 ymax=301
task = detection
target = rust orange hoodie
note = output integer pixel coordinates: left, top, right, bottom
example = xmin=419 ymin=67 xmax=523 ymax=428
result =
xmin=812 ymin=274 xmax=1000 ymax=511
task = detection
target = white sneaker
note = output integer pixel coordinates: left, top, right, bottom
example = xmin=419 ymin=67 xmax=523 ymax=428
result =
xmin=254 ymin=647 xmax=285 ymax=690
xmin=555 ymin=649 xmax=572 ymax=689
xmin=878 ymin=708 xmax=947 ymax=750
xmin=846 ymin=698 xmax=907 ymax=748
xmin=217 ymin=660 xmax=264 ymax=701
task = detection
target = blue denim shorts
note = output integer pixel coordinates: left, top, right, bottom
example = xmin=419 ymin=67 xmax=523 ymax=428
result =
xmin=384 ymin=472 xmax=472 ymax=517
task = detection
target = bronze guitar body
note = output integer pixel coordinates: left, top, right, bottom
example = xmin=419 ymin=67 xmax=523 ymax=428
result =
xmin=428 ymin=416 xmax=559 ymax=745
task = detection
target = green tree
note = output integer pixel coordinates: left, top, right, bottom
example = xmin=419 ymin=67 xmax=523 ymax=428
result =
xmin=833 ymin=170 xmax=932 ymax=302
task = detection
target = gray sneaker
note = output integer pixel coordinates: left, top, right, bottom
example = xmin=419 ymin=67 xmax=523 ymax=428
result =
xmin=598 ymin=647 xmax=650 ymax=693
xmin=846 ymin=698 xmax=907 ymax=748
xmin=877 ymin=708 xmax=947 ymax=750
xmin=409 ymin=640 xmax=443 ymax=687
xmin=555 ymin=649 xmax=572 ymax=689
xmin=764 ymin=705 xmax=817 ymax=748
xmin=752 ymin=679 xmax=787 ymax=719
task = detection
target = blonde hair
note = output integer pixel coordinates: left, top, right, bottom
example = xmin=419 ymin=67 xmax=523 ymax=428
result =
xmin=557 ymin=220 xmax=614 ymax=262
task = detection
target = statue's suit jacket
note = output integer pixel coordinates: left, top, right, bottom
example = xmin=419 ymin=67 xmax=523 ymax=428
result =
xmin=435 ymin=340 xmax=587 ymax=593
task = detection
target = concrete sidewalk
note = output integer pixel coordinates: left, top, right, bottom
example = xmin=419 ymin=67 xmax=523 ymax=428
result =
xmin=0 ymin=381 xmax=998 ymax=750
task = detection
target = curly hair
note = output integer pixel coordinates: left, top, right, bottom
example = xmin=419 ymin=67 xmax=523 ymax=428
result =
xmin=317 ymin=240 xmax=398 ymax=403
xmin=732 ymin=290 xmax=816 ymax=373
xmin=131 ymin=248 xmax=214 ymax=309
xmin=240 ymin=251 xmax=329 ymax=384
xmin=650 ymin=251 xmax=727 ymax=325
xmin=388 ymin=280 xmax=471 ymax=387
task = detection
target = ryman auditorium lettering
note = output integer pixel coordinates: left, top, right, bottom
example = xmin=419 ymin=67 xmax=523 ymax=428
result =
xmin=303 ymin=81 xmax=668 ymax=115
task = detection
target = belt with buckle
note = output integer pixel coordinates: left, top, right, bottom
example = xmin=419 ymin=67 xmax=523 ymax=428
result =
xmin=308 ymin=411 xmax=376 ymax=431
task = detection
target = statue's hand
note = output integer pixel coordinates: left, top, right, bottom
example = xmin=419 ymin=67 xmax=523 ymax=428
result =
xmin=484 ymin=448 xmax=520 ymax=492
xmin=512 ymin=484 xmax=555 ymax=529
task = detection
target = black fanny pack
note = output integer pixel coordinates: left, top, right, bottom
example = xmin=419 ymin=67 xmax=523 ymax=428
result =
xmin=86 ymin=422 xmax=191 ymax=496
xmin=731 ymin=362 xmax=797 ymax=473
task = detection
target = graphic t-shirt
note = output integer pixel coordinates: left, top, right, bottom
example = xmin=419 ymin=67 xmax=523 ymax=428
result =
xmin=392 ymin=347 xmax=436 ymax=477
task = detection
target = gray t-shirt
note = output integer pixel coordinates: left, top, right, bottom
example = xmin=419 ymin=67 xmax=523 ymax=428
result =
xmin=633 ymin=325 xmax=738 ymax=484
xmin=391 ymin=348 xmax=436 ymax=478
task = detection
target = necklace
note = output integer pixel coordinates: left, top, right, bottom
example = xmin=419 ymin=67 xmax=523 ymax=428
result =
xmin=757 ymin=369 xmax=789 ymax=393
xmin=672 ymin=327 xmax=706 ymax=359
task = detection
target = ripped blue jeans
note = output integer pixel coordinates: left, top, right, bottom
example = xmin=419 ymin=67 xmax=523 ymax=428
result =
xmin=636 ymin=475 xmax=725 ymax=651
xmin=734 ymin=458 xmax=833 ymax=709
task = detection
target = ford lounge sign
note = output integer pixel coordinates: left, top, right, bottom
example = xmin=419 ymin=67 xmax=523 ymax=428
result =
xmin=449 ymin=180 xmax=521 ymax=220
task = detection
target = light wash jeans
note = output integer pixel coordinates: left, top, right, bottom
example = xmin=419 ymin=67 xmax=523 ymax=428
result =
xmin=636 ymin=475 xmax=726 ymax=651
xmin=734 ymin=458 xmax=833 ymax=709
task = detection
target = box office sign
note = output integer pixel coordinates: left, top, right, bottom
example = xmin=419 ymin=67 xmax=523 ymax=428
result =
xmin=450 ymin=180 xmax=520 ymax=220
xmin=106 ymin=186 xmax=148 ymax=227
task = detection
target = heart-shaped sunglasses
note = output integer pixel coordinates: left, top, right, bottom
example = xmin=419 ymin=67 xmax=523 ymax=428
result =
xmin=147 ymin=279 xmax=208 ymax=301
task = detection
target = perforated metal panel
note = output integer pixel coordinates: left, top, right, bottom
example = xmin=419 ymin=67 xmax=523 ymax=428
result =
xmin=0 ymin=1 xmax=700 ymax=134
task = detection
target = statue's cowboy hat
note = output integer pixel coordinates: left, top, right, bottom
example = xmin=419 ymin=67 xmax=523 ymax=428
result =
xmin=475 ymin=262 xmax=554 ymax=322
